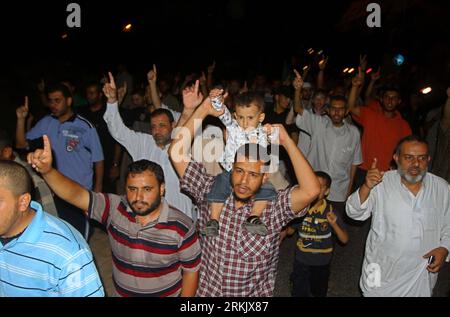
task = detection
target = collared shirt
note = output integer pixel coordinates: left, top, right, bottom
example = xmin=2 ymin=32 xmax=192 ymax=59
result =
xmin=88 ymin=192 xmax=201 ymax=297
xmin=346 ymin=171 xmax=450 ymax=297
xmin=180 ymin=161 xmax=306 ymax=297
xmin=218 ymin=106 xmax=270 ymax=172
xmin=103 ymin=102 xmax=194 ymax=220
xmin=0 ymin=201 xmax=104 ymax=297
xmin=296 ymin=110 xmax=363 ymax=201
xmin=26 ymin=114 xmax=104 ymax=189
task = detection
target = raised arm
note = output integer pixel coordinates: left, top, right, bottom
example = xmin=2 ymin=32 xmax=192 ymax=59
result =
xmin=169 ymin=95 xmax=224 ymax=179
xmin=348 ymin=67 xmax=364 ymax=117
xmin=27 ymin=135 xmax=90 ymax=213
xmin=15 ymin=96 xmax=30 ymax=149
xmin=199 ymin=71 xmax=209 ymax=98
xmin=365 ymin=67 xmax=381 ymax=104
xmin=357 ymin=54 xmax=367 ymax=97
xmin=206 ymin=61 xmax=215 ymax=92
xmin=176 ymin=80 xmax=204 ymax=128
xmin=147 ymin=64 xmax=162 ymax=109
xmin=274 ymin=124 xmax=320 ymax=213
xmin=293 ymin=69 xmax=304 ymax=115
xmin=316 ymin=56 xmax=327 ymax=90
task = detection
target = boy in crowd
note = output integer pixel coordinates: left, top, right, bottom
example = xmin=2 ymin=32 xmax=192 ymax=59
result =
xmin=288 ymin=171 xmax=348 ymax=297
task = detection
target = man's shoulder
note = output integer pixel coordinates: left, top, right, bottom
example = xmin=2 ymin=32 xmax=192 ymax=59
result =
xmin=74 ymin=114 xmax=96 ymax=130
xmin=165 ymin=205 xmax=195 ymax=235
xmin=41 ymin=212 xmax=90 ymax=253
xmin=426 ymin=173 xmax=450 ymax=190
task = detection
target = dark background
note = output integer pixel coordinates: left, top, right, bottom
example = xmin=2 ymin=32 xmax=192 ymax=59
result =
xmin=1 ymin=0 xmax=449 ymax=132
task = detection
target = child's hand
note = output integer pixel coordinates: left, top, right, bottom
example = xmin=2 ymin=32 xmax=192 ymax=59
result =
xmin=209 ymin=88 xmax=224 ymax=105
xmin=326 ymin=211 xmax=338 ymax=225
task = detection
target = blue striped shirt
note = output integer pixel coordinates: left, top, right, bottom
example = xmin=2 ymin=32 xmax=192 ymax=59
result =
xmin=0 ymin=201 xmax=104 ymax=297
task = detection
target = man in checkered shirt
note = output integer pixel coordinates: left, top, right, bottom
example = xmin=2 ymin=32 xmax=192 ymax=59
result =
xmin=170 ymin=94 xmax=321 ymax=296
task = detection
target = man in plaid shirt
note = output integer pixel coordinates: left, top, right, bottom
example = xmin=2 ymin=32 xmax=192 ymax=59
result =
xmin=170 ymin=88 xmax=320 ymax=296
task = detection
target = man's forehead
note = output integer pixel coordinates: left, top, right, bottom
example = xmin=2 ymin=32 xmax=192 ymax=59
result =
xmin=233 ymin=158 xmax=265 ymax=173
xmin=127 ymin=171 xmax=158 ymax=183
xmin=401 ymin=141 xmax=428 ymax=154
xmin=151 ymin=115 xmax=171 ymax=124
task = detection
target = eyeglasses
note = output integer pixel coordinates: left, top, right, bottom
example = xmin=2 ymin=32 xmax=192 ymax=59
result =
xmin=402 ymin=154 xmax=429 ymax=163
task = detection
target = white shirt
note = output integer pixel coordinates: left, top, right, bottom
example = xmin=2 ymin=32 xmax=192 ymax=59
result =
xmin=104 ymin=102 xmax=194 ymax=220
xmin=346 ymin=171 xmax=450 ymax=296
xmin=218 ymin=106 xmax=270 ymax=172
xmin=296 ymin=110 xmax=363 ymax=201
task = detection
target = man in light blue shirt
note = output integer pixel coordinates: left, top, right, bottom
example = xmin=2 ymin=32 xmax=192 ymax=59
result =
xmin=0 ymin=160 xmax=104 ymax=297
xmin=16 ymin=84 xmax=104 ymax=239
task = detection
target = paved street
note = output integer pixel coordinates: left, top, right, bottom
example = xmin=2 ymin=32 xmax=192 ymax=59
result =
xmin=90 ymin=217 xmax=450 ymax=297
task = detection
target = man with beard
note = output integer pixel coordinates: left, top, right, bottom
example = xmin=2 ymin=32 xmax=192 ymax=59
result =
xmin=346 ymin=135 xmax=450 ymax=297
xmin=27 ymin=135 xmax=201 ymax=297
xmin=289 ymin=70 xmax=362 ymax=216
xmin=169 ymin=95 xmax=320 ymax=296
xmin=15 ymin=85 xmax=104 ymax=240
xmin=348 ymin=68 xmax=411 ymax=189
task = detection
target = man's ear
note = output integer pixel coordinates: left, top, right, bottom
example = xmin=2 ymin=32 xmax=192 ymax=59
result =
xmin=259 ymin=112 xmax=265 ymax=123
xmin=233 ymin=112 xmax=237 ymax=120
xmin=1 ymin=146 xmax=13 ymax=160
xmin=160 ymin=183 xmax=166 ymax=197
xmin=262 ymin=173 xmax=269 ymax=184
xmin=393 ymin=153 xmax=399 ymax=165
xmin=325 ymin=188 xmax=330 ymax=197
xmin=18 ymin=193 xmax=31 ymax=212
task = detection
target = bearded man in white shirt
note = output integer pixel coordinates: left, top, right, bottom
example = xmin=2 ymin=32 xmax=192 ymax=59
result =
xmin=346 ymin=135 xmax=450 ymax=297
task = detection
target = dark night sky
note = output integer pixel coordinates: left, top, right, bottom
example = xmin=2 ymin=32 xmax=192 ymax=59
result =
xmin=0 ymin=1 xmax=449 ymax=107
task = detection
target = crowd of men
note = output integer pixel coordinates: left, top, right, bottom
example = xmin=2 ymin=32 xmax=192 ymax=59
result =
xmin=0 ymin=55 xmax=449 ymax=297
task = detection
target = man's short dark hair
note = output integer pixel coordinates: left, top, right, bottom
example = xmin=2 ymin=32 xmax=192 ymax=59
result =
xmin=394 ymin=135 xmax=429 ymax=156
xmin=0 ymin=161 xmax=32 ymax=197
xmin=150 ymin=108 xmax=175 ymax=124
xmin=275 ymin=85 xmax=294 ymax=99
xmin=235 ymin=92 xmax=265 ymax=112
xmin=313 ymin=89 xmax=328 ymax=99
xmin=126 ymin=160 xmax=165 ymax=186
xmin=315 ymin=171 xmax=332 ymax=188
xmin=46 ymin=83 xmax=73 ymax=99
xmin=86 ymin=82 xmax=102 ymax=93
xmin=131 ymin=88 xmax=146 ymax=97
xmin=234 ymin=143 xmax=271 ymax=167
xmin=329 ymin=95 xmax=347 ymax=104
xmin=382 ymin=85 xmax=402 ymax=98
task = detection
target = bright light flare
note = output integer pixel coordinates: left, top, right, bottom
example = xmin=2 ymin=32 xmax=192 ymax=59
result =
xmin=420 ymin=87 xmax=432 ymax=95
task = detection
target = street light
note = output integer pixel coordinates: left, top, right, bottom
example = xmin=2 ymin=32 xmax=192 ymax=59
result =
xmin=123 ymin=23 xmax=132 ymax=32
xmin=420 ymin=87 xmax=432 ymax=95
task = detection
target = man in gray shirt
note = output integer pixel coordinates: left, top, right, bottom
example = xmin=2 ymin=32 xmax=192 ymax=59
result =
xmin=288 ymin=70 xmax=362 ymax=215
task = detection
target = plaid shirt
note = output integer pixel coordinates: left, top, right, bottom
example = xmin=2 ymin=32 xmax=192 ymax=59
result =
xmin=180 ymin=161 xmax=306 ymax=297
